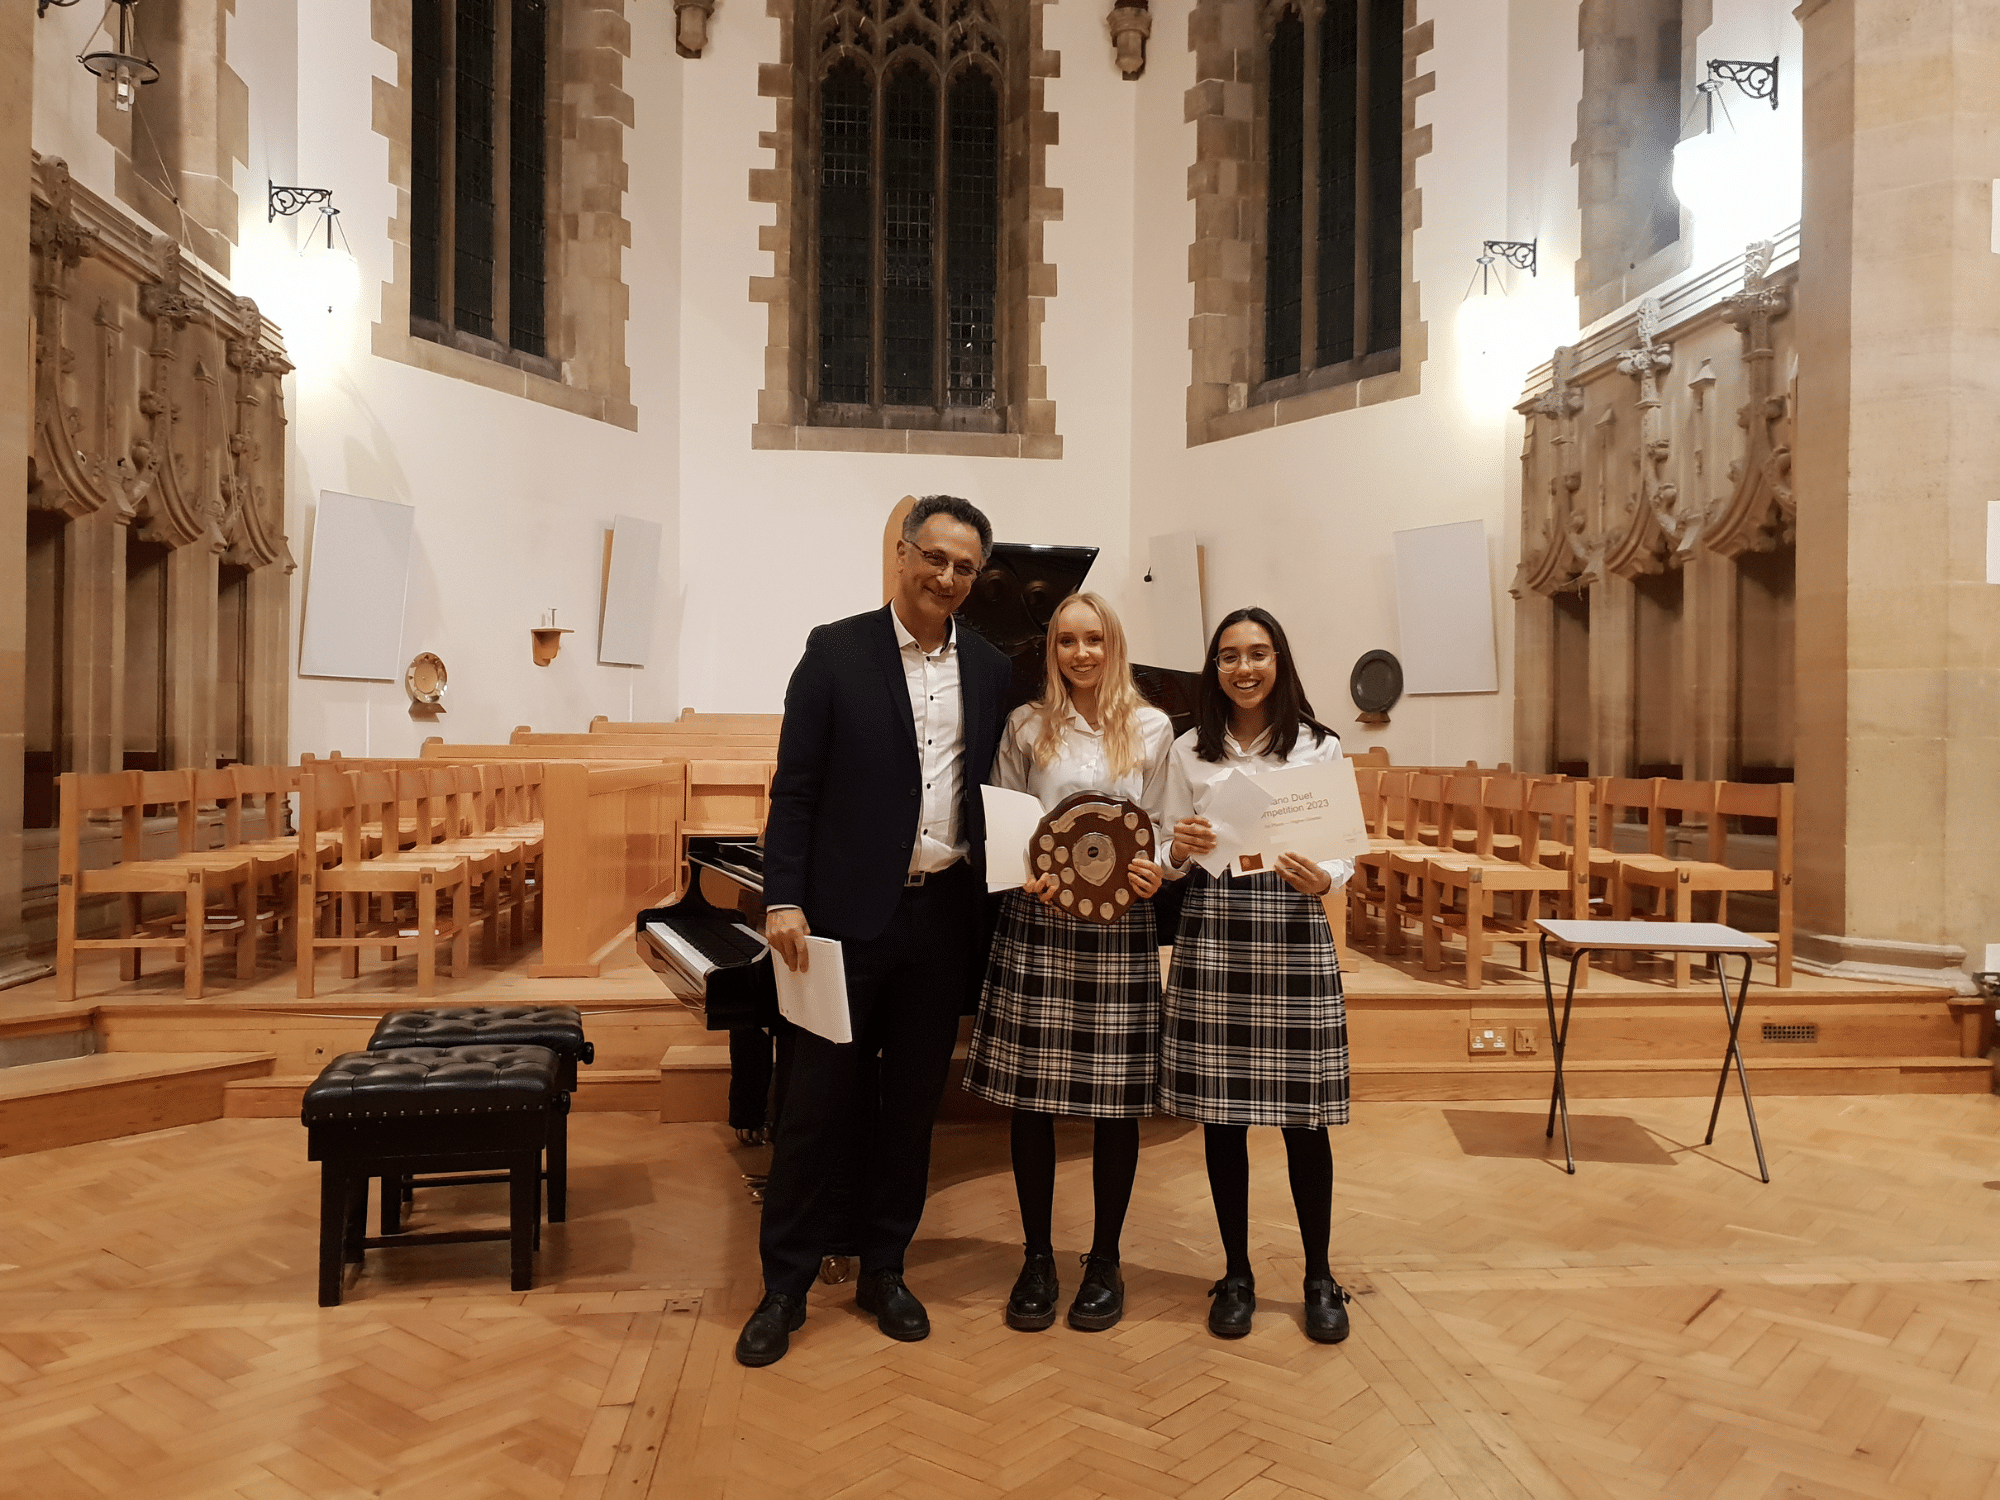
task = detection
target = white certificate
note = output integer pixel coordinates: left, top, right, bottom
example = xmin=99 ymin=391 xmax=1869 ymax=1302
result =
xmin=772 ymin=937 xmax=852 ymax=1044
xmin=1190 ymin=769 xmax=1264 ymax=878
xmin=981 ymin=784 xmax=1046 ymax=892
xmin=1223 ymin=759 xmax=1370 ymax=878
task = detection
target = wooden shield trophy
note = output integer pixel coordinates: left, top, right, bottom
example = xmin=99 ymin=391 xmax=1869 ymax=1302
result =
xmin=1031 ymin=792 xmax=1155 ymax=923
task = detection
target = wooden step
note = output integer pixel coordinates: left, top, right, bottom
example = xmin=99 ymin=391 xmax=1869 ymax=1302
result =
xmin=657 ymin=1043 xmax=1003 ymax=1125
xmin=1351 ymin=1054 xmax=1995 ymax=1101
xmin=0 ymin=1052 xmax=276 ymax=1157
xmin=222 ymin=1066 xmax=663 ymax=1119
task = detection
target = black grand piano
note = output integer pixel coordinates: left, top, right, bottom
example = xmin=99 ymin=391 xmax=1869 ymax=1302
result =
xmin=636 ymin=542 xmax=1201 ymax=1028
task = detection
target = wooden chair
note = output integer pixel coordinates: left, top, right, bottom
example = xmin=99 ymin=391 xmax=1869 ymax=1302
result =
xmin=1415 ymin=778 xmax=1588 ymax=987
xmin=298 ymin=767 xmax=471 ymax=998
xmin=193 ymin=767 xmax=300 ymax=970
xmin=1614 ymin=780 xmax=1795 ymax=987
xmin=56 ymin=770 xmax=259 ymax=1002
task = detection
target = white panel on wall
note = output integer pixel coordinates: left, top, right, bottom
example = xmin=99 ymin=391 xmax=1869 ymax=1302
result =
xmin=1392 ymin=520 xmax=1499 ymax=695
xmin=1987 ymin=500 xmax=2000 ymax=584
xmin=299 ymin=491 xmax=416 ymax=681
xmin=1130 ymin=530 xmax=1206 ymax=672
xmin=600 ymin=514 xmax=664 ymax=667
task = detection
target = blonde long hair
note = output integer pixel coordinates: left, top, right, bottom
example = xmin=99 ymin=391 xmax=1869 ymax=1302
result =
xmin=1031 ymin=592 xmax=1147 ymax=779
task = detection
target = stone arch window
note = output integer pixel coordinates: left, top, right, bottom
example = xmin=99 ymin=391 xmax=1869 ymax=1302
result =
xmin=809 ymin=0 xmax=1006 ymax=427
xmin=1261 ymin=0 xmax=1403 ymax=387
xmin=1184 ymin=0 xmax=1432 ymax=447
xmin=409 ymin=0 xmax=553 ymax=367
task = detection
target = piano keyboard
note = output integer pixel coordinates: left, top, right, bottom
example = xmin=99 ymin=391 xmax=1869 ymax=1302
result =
xmin=644 ymin=917 xmax=768 ymax=990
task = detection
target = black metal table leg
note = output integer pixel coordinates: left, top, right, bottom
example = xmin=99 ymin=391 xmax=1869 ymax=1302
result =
xmin=1540 ymin=933 xmax=1579 ymax=1174
xmin=1703 ymin=951 xmax=1770 ymax=1182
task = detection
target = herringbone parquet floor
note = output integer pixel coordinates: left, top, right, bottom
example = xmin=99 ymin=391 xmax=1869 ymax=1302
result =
xmin=1 ymin=1093 xmax=1997 ymax=1499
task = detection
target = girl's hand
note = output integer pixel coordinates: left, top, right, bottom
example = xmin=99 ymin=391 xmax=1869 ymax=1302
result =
xmin=1024 ymin=872 xmax=1064 ymax=906
xmin=1126 ymin=854 xmax=1164 ymax=898
xmin=1275 ymin=851 xmax=1332 ymax=896
xmin=1170 ymin=815 xmax=1216 ymax=866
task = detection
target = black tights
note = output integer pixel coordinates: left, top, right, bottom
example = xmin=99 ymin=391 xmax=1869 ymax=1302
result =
xmin=1202 ymin=1123 xmax=1332 ymax=1280
xmin=1010 ymin=1110 xmax=1142 ymax=1261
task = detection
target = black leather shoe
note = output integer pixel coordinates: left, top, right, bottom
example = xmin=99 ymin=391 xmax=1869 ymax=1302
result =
xmin=855 ymin=1269 xmax=930 ymax=1342
xmin=1207 ymin=1273 xmax=1255 ymax=1339
xmin=1005 ymin=1253 xmax=1060 ymax=1331
xmin=734 ymin=1292 xmax=806 ymax=1368
xmin=1068 ymin=1254 xmax=1124 ymax=1332
xmin=1303 ymin=1276 xmax=1352 ymax=1344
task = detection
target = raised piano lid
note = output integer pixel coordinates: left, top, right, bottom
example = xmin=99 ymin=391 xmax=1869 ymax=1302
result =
xmin=957 ymin=540 xmax=1201 ymax=734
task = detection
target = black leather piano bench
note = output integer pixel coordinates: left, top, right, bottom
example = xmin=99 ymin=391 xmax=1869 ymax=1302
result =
xmin=303 ymin=1045 xmax=562 ymax=1307
xmin=366 ymin=1006 xmax=593 ymax=1222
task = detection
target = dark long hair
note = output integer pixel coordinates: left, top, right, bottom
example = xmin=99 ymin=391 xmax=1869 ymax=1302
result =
xmin=1193 ymin=606 xmax=1332 ymax=763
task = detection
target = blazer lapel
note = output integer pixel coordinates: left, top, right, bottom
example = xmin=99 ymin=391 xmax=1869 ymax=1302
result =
xmin=874 ymin=604 xmax=920 ymax=759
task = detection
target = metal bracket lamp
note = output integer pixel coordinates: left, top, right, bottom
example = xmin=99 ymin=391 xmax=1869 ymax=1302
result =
xmin=269 ymin=182 xmax=344 ymax=250
xmin=76 ymin=0 xmax=161 ymax=113
xmin=1697 ymin=57 xmax=1779 ymax=132
xmin=1475 ymin=239 xmax=1536 ymax=295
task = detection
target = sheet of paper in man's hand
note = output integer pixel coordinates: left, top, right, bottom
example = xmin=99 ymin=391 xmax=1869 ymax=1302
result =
xmin=982 ymin=784 xmax=1046 ymax=892
xmin=1191 ymin=770 xmax=1266 ymax=878
xmin=772 ymin=936 xmax=852 ymax=1044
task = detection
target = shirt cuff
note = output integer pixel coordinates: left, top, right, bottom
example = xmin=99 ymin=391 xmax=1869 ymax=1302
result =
xmin=765 ymin=904 xmax=801 ymax=915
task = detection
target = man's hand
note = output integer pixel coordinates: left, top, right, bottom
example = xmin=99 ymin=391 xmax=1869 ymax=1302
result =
xmin=1275 ymin=851 xmax=1332 ymax=896
xmin=1170 ymin=815 xmax=1217 ymax=867
xmin=1127 ymin=855 xmax=1164 ymax=898
xmin=767 ymin=907 xmax=812 ymax=973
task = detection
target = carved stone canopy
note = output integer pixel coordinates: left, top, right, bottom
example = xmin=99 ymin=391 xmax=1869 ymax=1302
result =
xmin=29 ymin=154 xmax=294 ymax=572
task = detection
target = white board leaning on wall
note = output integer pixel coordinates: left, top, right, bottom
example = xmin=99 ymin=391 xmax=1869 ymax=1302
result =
xmin=1391 ymin=519 xmax=1498 ymax=695
xmin=298 ymin=491 xmax=416 ymax=682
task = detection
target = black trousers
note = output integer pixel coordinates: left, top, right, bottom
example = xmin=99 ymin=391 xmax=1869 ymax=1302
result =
xmin=757 ymin=863 xmax=980 ymax=1300
xmin=727 ymin=1023 xmax=796 ymax=1132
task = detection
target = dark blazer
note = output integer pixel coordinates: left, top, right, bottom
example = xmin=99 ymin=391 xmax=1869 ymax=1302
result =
xmin=763 ymin=604 xmax=1012 ymax=941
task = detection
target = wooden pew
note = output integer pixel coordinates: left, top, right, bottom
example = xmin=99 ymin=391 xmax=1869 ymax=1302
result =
xmin=530 ymin=760 xmax=687 ymax=978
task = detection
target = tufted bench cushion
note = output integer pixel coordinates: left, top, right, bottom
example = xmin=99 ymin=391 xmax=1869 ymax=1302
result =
xmin=366 ymin=1006 xmax=593 ymax=1066
xmin=302 ymin=1045 xmax=558 ymax=1123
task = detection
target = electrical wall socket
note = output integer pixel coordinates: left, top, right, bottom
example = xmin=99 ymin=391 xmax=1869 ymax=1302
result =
xmin=1468 ymin=1024 xmax=1509 ymax=1056
xmin=1513 ymin=1026 xmax=1538 ymax=1054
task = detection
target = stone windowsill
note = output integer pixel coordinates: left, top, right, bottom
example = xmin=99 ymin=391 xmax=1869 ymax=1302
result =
xmin=371 ymin=321 xmax=639 ymax=431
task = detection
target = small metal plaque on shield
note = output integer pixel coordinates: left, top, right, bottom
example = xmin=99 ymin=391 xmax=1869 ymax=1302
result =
xmin=1030 ymin=792 xmax=1155 ymax=924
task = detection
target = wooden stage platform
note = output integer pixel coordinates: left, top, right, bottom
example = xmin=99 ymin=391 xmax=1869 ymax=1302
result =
xmin=1 ymin=931 xmax=1989 ymax=1159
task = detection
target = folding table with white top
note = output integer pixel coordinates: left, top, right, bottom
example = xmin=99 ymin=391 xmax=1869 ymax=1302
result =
xmin=1534 ymin=919 xmax=1778 ymax=1182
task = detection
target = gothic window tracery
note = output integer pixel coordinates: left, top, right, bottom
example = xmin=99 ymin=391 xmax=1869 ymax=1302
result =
xmin=809 ymin=0 xmax=1007 ymax=425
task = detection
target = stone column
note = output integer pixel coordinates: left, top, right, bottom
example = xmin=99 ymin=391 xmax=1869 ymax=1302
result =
xmin=0 ymin=0 xmax=47 ymax=987
xmin=1585 ymin=572 xmax=1635 ymax=777
xmin=164 ymin=540 xmax=219 ymax=770
xmin=1792 ymin=0 xmax=2000 ymax=988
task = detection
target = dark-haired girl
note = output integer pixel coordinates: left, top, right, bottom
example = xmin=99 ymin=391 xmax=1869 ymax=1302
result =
xmin=1158 ymin=606 xmax=1355 ymax=1344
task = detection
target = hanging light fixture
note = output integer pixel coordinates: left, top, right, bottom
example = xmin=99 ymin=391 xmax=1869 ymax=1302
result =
xmin=78 ymin=0 xmax=161 ymax=113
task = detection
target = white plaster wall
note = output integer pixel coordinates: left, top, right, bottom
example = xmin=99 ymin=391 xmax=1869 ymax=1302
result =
xmin=669 ymin=0 xmax=1145 ymax=713
xmin=1127 ymin=0 xmax=1586 ymax=767
xmin=34 ymin=2 xmax=687 ymax=757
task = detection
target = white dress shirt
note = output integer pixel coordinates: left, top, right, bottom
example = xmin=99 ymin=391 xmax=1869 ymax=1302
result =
xmin=991 ymin=701 xmax=1175 ymax=825
xmin=1161 ymin=722 xmax=1355 ymax=890
xmin=891 ymin=606 xmax=968 ymax=876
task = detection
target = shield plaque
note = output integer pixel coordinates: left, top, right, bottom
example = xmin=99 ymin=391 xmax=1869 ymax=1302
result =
xmin=1030 ymin=792 xmax=1155 ymax=924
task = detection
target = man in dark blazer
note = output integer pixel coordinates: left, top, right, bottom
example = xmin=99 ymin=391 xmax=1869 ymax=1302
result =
xmin=736 ymin=495 xmax=1013 ymax=1368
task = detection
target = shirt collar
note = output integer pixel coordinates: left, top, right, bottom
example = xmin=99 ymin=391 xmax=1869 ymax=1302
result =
xmin=890 ymin=603 xmax=955 ymax=658
xmin=1223 ymin=726 xmax=1274 ymax=758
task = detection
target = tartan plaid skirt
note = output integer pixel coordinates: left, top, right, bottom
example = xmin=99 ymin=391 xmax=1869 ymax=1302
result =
xmin=961 ymin=888 xmax=1162 ymax=1118
xmin=1158 ymin=868 xmax=1349 ymax=1128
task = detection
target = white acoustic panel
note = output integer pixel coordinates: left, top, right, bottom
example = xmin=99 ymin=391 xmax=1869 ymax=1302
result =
xmin=599 ymin=514 xmax=663 ymax=667
xmin=1987 ymin=500 xmax=2000 ymax=584
xmin=1392 ymin=519 xmax=1499 ymax=695
xmin=299 ymin=491 xmax=415 ymax=681
xmin=1130 ymin=530 xmax=1206 ymax=672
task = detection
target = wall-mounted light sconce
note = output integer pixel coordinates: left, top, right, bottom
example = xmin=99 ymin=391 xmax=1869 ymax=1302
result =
xmin=1474 ymin=239 xmax=1536 ymax=295
xmin=674 ymin=0 xmax=715 ymax=58
xmin=1697 ymin=57 xmax=1779 ymax=132
xmin=78 ymin=0 xmax=160 ymax=113
xmin=1108 ymin=0 xmax=1152 ymax=79
xmin=531 ymin=609 xmax=573 ymax=667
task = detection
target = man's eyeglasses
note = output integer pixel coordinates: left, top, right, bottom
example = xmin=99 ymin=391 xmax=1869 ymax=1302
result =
xmin=913 ymin=546 xmax=982 ymax=582
xmin=1216 ymin=647 xmax=1277 ymax=670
